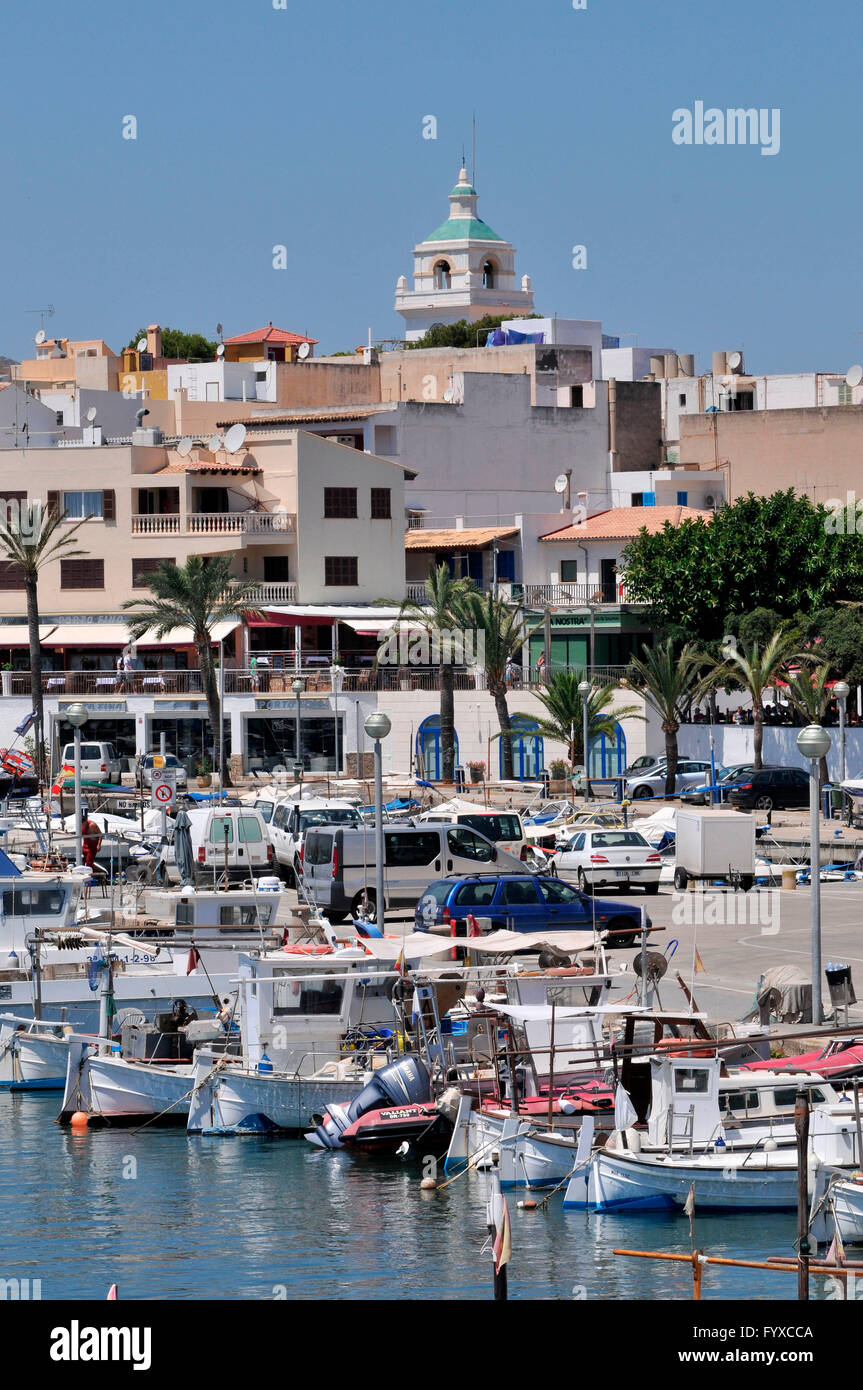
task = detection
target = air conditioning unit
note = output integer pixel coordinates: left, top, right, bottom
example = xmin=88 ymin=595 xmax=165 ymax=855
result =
xmin=703 ymin=493 xmax=718 ymax=510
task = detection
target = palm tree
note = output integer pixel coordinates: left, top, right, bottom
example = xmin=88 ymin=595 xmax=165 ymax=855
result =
xmin=695 ymin=628 xmax=799 ymax=770
xmin=0 ymin=501 xmax=89 ymax=779
xmin=464 ymin=591 xmax=539 ymax=780
xmin=782 ymin=660 xmax=833 ymax=785
xmin=399 ymin=563 xmax=475 ymax=783
xmin=123 ymin=556 xmax=261 ymax=782
xmin=513 ymin=670 xmax=642 ymax=790
xmin=627 ymin=638 xmax=702 ymax=798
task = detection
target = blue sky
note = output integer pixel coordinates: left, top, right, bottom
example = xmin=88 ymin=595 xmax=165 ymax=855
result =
xmin=1 ymin=0 xmax=857 ymax=372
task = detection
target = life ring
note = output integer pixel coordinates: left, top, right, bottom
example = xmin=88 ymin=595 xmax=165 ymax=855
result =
xmin=282 ymin=943 xmax=334 ymax=955
xmin=654 ymin=1039 xmax=713 ymax=1057
xmin=544 ymin=966 xmax=594 ymax=977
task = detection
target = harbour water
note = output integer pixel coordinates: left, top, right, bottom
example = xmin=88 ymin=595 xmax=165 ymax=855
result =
xmin=0 ymin=1093 xmax=837 ymax=1301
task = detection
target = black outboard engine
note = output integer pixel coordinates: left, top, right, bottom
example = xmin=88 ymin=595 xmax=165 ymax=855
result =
xmin=306 ymin=1055 xmax=431 ymax=1149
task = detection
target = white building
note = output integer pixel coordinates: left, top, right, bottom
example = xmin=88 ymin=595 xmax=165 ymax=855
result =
xmin=394 ymin=167 xmax=534 ymax=341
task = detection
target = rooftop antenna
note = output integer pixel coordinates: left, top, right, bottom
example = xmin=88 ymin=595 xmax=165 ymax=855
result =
xmin=472 ymin=111 xmax=476 ymax=186
xmin=27 ymin=305 xmax=55 ymax=336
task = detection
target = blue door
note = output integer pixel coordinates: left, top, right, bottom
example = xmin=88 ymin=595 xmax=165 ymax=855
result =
xmin=416 ymin=715 xmax=459 ymax=782
xmin=591 ymin=722 xmax=627 ymax=778
xmin=536 ymin=877 xmax=593 ymax=927
xmin=494 ymin=877 xmax=546 ymax=931
xmin=502 ymin=716 xmax=544 ymax=780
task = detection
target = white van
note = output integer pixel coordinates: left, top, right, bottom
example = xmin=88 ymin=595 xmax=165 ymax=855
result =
xmin=418 ymin=807 xmax=527 ymax=860
xmin=60 ymin=741 xmax=121 ymax=785
xmin=269 ymin=797 xmax=362 ymax=884
xmin=302 ymin=822 xmax=523 ymax=921
xmin=160 ymin=807 xmax=273 ymax=883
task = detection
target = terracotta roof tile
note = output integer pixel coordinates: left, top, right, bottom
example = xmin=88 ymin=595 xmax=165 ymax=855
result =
xmin=539 ymin=505 xmax=713 ymax=542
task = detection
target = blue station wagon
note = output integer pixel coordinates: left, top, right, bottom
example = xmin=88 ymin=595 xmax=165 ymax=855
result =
xmin=414 ymin=874 xmax=647 ymax=947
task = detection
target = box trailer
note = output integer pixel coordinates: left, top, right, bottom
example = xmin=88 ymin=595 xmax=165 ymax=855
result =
xmin=673 ymin=808 xmax=756 ymax=891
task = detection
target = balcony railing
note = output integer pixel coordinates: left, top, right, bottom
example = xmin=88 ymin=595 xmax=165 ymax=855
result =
xmin=243 ymin=582 xmax=297 ymax=604
xmin=7 ymin=660 xmax=634 ymax=699
xmin=514 ymin=582 xmax=629 ymax=607
xmin=130 ymin=512 xmax=297 ymax=537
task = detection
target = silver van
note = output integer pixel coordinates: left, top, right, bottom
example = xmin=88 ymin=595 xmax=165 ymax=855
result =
xmin=302 ymin=822 xmax=523 ymax=922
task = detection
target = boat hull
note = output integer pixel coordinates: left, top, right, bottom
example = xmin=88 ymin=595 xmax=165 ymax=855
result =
xmin=187 ymin=1061 xmax=367 ymax=1136
xmin=81 ymin=1055 xmax=194 ymax=1123
xmin=564 ymin=1148 xmax=799 ymax=1212
xmin=0 ymin=1026 xmax=70 ymax=1091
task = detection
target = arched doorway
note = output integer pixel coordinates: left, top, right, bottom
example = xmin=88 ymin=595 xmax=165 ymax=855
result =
xmin=589 ymin=722 xmax=627 ymax=779
xmin=416 ymin=715 xmax=459 ymax=781
xmin=433 ymin=260 xmax=452 ymax=290
xmin=482 ymin=260 xmax=496 ymax=289
xmin=501 ymin=716 xmax=543 ymax=780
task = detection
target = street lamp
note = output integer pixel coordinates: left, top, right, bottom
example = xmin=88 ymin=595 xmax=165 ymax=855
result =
xmin=364 ymin=711 xmax=392 ymax=931
xmin=65 ymin=702 xmax=89 ymax=868
xmin=291 ymin=677 xmax=304 ymax=773
xmin=578 ymin=679 xmax=591 ymax=802
xmin=330 ymin=664 xmax=344 ymax=779
xmin=797 ymin=722 xmax=832 ymax=1026
xmin=834 ymin=680 xmax=850 ymax=784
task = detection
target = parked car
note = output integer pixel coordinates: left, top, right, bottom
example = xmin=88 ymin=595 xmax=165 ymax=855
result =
xmin=680 ymin=763 xmax=756 ymax=806
xmin=60 ymin=741 xmax=121 ymax=785
xmin=415 ymin=874 xmax=647 ymax=947
xmin=302 ymin=823 xmax=524 ymax=922
xmin=270 ymin=797 xmax=362 ymax=884
xmin=726 ymin=767 xmax=811 ymax=812
xmin=158 ymin=806 xmax=273 ymax=883
xmin=138 ymin=753 xmax=188 ymax=789
xmin=555 ymin=828 xmax=661 ymax=893
xmin=624 ymin=760 xmax=714 ymax=801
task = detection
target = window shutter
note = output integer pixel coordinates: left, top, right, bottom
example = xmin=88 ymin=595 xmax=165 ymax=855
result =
xmin=47 ymin=491 xmax=60 ymax=518
xmin=103 ymin=490 xmax=116 ymax=522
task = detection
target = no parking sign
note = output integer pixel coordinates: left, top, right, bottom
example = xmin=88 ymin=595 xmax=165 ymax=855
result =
xmin=151 ymin=773 xmax=176 ymax=809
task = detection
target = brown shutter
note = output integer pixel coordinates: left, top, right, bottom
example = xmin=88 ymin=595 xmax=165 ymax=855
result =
xmin=46 ymin=491 xmax=60 ymax=518
xmin=103 ymin=489 xmax=116 ymax=523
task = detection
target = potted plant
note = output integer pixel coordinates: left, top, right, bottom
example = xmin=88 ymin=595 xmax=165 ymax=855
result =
xmin=0 ymin=662 xmax=11 ymax=697
xmin=196 ymin=756 xmax=213 ymax=788
xmin=467 ymin=759 xmax=486 ymax=784
xmin=548 ymin=758 xmax=569 ymax=795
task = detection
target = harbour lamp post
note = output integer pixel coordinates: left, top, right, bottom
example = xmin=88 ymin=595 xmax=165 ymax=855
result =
xmin=65 ymin=702 xmax=89 ymax=868
xmin=330 ymin=664 xmax=344 ymax=779
xmin=578 ymin=679 xmax=591 ymax=802
xmin=797 ymin=723 xmax=832 ymax=1026
xmin=834 ymin=680 xmax=850 ymax=785
xmin=364 ymin=711 xmax=391 ymax=931
xmin=292 ymin=677 xmax=304 ymax=773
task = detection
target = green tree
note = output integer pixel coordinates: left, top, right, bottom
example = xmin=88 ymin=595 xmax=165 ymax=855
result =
xmin=463 ymin=591 xmax=539 ymax=780
xmin=695 ymin=627 xmax=799 ymax=769
xmin=782 ymin=661 xmax=833 ymax=785
xmin=406 ymin=313 xmax=542 ymax=351
xmin=513 ymin=671 xmax=642 ymax=792
xmin=127 ymin=327 xmax=218 ymax=361
xmin=122 ymin=557 xmax=260 ymax=781
xmin=622 ymin=491 xmax=863 ymax=642
xmin=398 ymin=564 xmax=475 ymax=782
xmin=805 ymin=605 xmax=863 ymax=685
xmin=627 ymin=639 xmax=702 ymax=797
xmin=0 ymin=502 xmax=89 ymax=778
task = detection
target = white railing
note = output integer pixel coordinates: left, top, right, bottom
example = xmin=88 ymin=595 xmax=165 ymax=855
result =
xmin=405 ymin=582 xmax=429 ymax=602
xmin=243 ymin=582 xmax=297 ymax=604
xmin=187 ymin=512 xmax=297 ymax=535
xmin=131 ymin=514 xmax=181 ymax=535
xmin=517 ymin=583 xmax=628 ymax=606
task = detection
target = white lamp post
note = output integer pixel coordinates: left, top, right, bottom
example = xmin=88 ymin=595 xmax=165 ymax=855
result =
xmin=578 ymin=679 xmax=591 ymax=801
xmin=797 ymin=723 xmax=832 ymax=1025
xmin=65 ymin=702 xmax=89 ymax=868
xmin=292 ymin=677 xmax=304 ymax=773
xmin=364 ymin=711 xmax=391 ymax=930
xmin=330 ymin=664 xmax=344 ymax=778
xmin=834 ymin=679 xmax=850 ymax=785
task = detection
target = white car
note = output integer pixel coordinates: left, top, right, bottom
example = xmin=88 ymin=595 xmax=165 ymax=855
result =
xmin=624 ymin=759 xmax=714 ymax=801
xmin=555 ymin=828 xmax=661 ymax=894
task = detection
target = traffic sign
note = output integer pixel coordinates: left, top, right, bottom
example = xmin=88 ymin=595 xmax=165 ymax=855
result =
xmin=151 ymin=776 xmax=176 ymax=809
xmin=153 ymin=754 xmax=165 ymax=770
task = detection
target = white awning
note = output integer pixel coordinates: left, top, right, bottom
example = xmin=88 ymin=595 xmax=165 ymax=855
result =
xmin=354 ymin=933 xmax=455 ymax=962
xmin=341 ymin=618 xmax=423 ymax=637
xmin=0 ymin=625 xmax=54 ymax=647
xmin=261 ymin=605 xmax=406 ymax=625
xmin=40 ymin=620 xmax=239 ymax=648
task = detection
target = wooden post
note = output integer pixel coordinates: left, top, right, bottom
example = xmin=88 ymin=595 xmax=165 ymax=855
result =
xmin=547 ymin=1001 xmax=556 ymax=1132
xmin=691 ymin=1250 xmax=703 ymax=1301
xmin=795 ymin=1087 xmax=810 ymax=1302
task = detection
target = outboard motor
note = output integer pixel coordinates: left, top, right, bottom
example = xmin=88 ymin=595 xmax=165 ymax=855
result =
xmin=306 ymin=1055 xmax=431 ymax=1149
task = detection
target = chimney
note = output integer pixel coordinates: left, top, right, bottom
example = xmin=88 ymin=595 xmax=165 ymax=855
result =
xmin=147 ymin=324 xmax=162 ymax=359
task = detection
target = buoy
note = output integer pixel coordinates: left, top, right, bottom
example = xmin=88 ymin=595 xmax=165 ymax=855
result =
xmin=70 ymin=1111 xmax=90 ymax=1128
xmin=420 ymin=1177 xmax=436 ymax=1191
xmin=517 ymin=1199 xmax=538 ymax=1210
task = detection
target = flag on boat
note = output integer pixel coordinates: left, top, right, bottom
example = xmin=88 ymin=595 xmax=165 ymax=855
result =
xmin=684 ymin=1182 xmax=696 ymax=1218
xmin=394 ymin=944 xmax=407 ymax=976
xmin=467 ymin=912 xmax=482 ymax=938
xmin=106 ymin=1283 xmax=118 ymax=1300
xmin=827 ymin=1208 xmax=846 ymax=1267
xmin=493 ymin=1191 xmax=512 ymax=1274
xmin=694 ymin=949 xmax=706 ymax=975
xmin=186 ymin=947 xmax=200 ymax=975
xmin=13 ymin=711 xmax=35 ymax=737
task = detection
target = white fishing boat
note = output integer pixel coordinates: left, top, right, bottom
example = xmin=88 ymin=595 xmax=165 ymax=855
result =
xmin=0 ymin=1016 xmax=73 ymax=1091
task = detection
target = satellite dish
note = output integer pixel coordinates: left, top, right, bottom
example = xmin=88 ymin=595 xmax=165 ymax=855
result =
xmin=298 ymin=342 xmax=311 ymax=361
xmin=176 ymin=437 xmax=193 ymax=458
xmin=216 ymin=344 xmax=225 ymax=359
xmin=85 ymin=406 xmax=98 ymax=423
xmin=136 ymin=337 xmax=147 ymax=353
xmin=224 ymin=423 xmax=247 ymax=454
xmin=207 ymin=434 xmax=222 ymax=452
xmin=443 ymin=387 xmax=454 ymax=403
xmin=35 ymin=330 xmax=46 ymax=345
xmin=846 ymin=365 xmax=863 ymax=388
xmin=727 ymin=351 xmax=742 ymax=370
xmin=554 ymin=474 xmax=569 ymax=494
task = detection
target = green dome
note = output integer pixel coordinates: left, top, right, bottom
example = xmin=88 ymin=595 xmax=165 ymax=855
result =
xmin=424 ymin=217 xmax=504 ymax=243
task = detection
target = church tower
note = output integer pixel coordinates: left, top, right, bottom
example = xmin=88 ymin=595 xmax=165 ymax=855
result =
xmin=395 ymin=166 xmax=534 ymax=341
